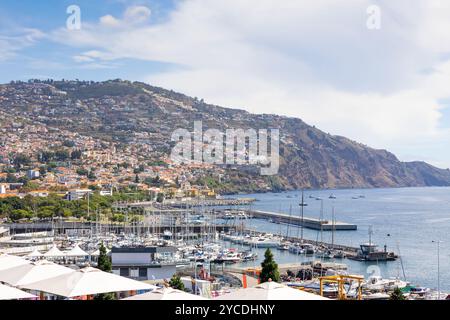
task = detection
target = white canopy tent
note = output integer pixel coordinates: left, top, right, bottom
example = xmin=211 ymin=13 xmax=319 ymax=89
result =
xmin=90 ymin=250 xmax=100 ymax=257
xmin=215 ymin=281 xmax=330 ymax=300
xmin=0 ymin=254 xmax=30 ymax=271
xmin=90 ymin=248 xmax=110 ymax=257
xmin=122 ymin=287 xmax=207 ymax=300
xmin=43 ymin=245 xmax=65 ymax=258
xmin=27 ymin=248 xmax=43 ymax=258
xmin=0 ymin=260 xmax=74 ymax=287
xmin=22 ymin=267 xmax=157 ymax=298
xmin=65 ymin=244 xmax=89 ymax=257
xmin=0 ymin=283 xmax=36 ymax=300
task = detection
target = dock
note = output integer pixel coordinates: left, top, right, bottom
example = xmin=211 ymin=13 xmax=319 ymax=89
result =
xmin=247 ymin=210 xmax=357 ymax=231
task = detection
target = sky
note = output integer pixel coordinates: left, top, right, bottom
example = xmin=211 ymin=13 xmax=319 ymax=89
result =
xmin=1 ymin=0 xmax=450 ymax=168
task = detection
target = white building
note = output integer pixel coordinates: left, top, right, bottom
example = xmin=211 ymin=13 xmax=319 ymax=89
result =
xmin=0 ymin=184 xmax=6 ymax=194
xmin=66 ymin=189 xmax=92 ymax=201
xmin=27 ymin=169 xmax=40 ymax=179
xmin=111 ymin=247 xmax=176 ymax=281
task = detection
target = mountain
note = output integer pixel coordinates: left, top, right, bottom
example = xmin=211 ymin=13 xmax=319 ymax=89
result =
xmin=1 ymin=79 xmax=450 ymax=192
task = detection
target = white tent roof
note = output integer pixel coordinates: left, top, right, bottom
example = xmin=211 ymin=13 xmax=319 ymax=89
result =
xmin=0 ymin=254 xmax=30 ymax=271
xmin=43 ymin=245 xmax=65 ymax=257
xmin=0 ymin=283 xmax=36 ymax=300
xmin=122 ymin=287 xmax=207 ymax=300
xmin=65 ymin=244 xmax=89 ymax=257
xmin=90 ymin=250 xmax=100 ymax=257
xmin=90 ymin=248 xmax=111 ymax=256
xmin=0 ymin=260 xmax=74 ymax=287
xmin=22 ymin=267 xmax=157 ymax=297
xmin=215 ymin=281 xmax=330 ymax=300
xmin=27 ymin=248 xmax=43 ymax=258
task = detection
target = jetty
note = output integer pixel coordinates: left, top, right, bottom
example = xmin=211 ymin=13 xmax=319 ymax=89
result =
xmin=247 ymin=210 xmax=357 ymax=231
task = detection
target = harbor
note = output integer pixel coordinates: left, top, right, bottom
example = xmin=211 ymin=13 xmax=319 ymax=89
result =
xmin=0 ymin=187 xmax=449 ymax=300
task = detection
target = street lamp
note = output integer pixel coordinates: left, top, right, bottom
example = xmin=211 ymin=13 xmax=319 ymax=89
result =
xmin=432 ymin=240 xmax=442 ymax=300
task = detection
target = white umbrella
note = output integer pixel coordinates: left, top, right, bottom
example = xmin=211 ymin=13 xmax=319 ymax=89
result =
xmin=0 ymin=254 xmax=30 ymax=271
xmin=215 ymin=281 xmax=330 ymax=300
xmin=22 ymin=267 xmax=157 ymax=297
xmin=122 ymin=287 xmax=207 ymax=300
xmin=65 ymin=244 xmax=89 ymax=257
xmin=0 ymin=260 xmax=74 ymax=287
xmin=0 ymin=283 xmax=36 ymax=300
xmin=27 ymin=248 xmax=43 ymax=258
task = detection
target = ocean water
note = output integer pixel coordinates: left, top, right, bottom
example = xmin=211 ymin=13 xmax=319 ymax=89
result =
xmin=223 ymin=187 xmax=450 ymax=290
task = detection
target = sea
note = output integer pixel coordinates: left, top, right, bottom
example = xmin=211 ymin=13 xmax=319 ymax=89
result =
xmin=221 ymin=187 xmax=450 ymax=291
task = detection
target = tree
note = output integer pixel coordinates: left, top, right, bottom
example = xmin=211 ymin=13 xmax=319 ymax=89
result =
xmin=169 ymin=274 xmax=185 ymax=291
xmin=97 ymin=243 xmax=111 ymax=272
xmin=71 ymin=150 xmax=82 ymax=160
xmin=259 ymin=249 xmax=280 ymax=283
xmin=156 ymin=192 xmax=164 ymax=203
xmin=95 ymin=243 xmax=114 ymax=300
xmin=390 ymin=287 xmax=406 ymax=300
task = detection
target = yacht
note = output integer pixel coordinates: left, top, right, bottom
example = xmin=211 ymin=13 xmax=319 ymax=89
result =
xmin=363 ymin=275 xmax=410 ymax=292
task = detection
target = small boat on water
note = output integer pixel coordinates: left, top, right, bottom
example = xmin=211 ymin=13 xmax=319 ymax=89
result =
xmin=241 ymin=251 xmax=258 ymax=261
xmin=329 ymin=194 xmax=337 ymax=199
xmin=277 ymin=243 xmax=290 ymax=251
xmin=213 ymin=250 xmax=242 ymax=264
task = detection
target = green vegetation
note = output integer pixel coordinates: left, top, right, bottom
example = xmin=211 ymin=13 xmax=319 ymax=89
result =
xmin=0 ymin=190 xmax=152 ymax=222
xmin=97 ymin=243 xmax=112 ymax=272
xmin=169 ymin=275 xmax=185 ymax=291
xmin=259 ymin=249 xmax=280 ymax=283
xmin=390 ymin=287 xmax=406 ymax=300
xmin=93 ymin=243 xmax=115 ymax=300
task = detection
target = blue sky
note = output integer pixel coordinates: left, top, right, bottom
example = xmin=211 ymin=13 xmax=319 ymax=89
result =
xmin=1 ymin=0 xmax=450 ymax=168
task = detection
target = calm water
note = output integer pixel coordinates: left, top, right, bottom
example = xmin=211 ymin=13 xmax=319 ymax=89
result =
xmin=222 ymin=187 xmax=450 ymax=290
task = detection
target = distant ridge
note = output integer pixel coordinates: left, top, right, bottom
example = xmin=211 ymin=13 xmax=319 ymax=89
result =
xmin=1 ymin=79 xmax=450 ymax=192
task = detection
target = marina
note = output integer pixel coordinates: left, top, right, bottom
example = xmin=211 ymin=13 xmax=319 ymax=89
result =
xmin=0 ymin=186 xmax=449 ymax=300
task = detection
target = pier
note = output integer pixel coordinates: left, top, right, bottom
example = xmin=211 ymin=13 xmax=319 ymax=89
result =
xmin=247 ymin=210 xmax=357 ymax=231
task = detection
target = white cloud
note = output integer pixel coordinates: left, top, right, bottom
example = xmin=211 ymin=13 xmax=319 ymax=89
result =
xmin=0 ymin=28 xmax=43 ymax=61
xmin=49 ymin=0 xmax=450 ymax=167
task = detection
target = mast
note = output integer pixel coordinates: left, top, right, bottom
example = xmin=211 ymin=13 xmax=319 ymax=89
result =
xmin=331 ymin=205 xmax=335 ymax=249
xmin=287 ymin=205 xmax=292 ymax=239
xmin=299 ymin=190 xmax=307 ymax=243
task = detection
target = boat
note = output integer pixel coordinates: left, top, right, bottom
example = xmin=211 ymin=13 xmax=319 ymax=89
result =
xmin=277 ymin=243 xmax=290 ymax=251
xmin=362 ymin=292 xmax=391 ymax=300
xmin=247 ymin=237 xmax=280 ymax=248
xmin=213 ymin=251 xmax=242 ymax=264
xmin=348 ymin=228 xmax=397 ymax=261
xmin=348 ymin=243 xmax=397 ymax=261
xmin=408 ymin=287 xmax=430 ymax=299
xmin=329 ymin=194 xmax=337 ymax=199
xmin=363 ymin=275 xmax=409 ymax=292
xmin=241 ymin=251 xmax=258 ymax=261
